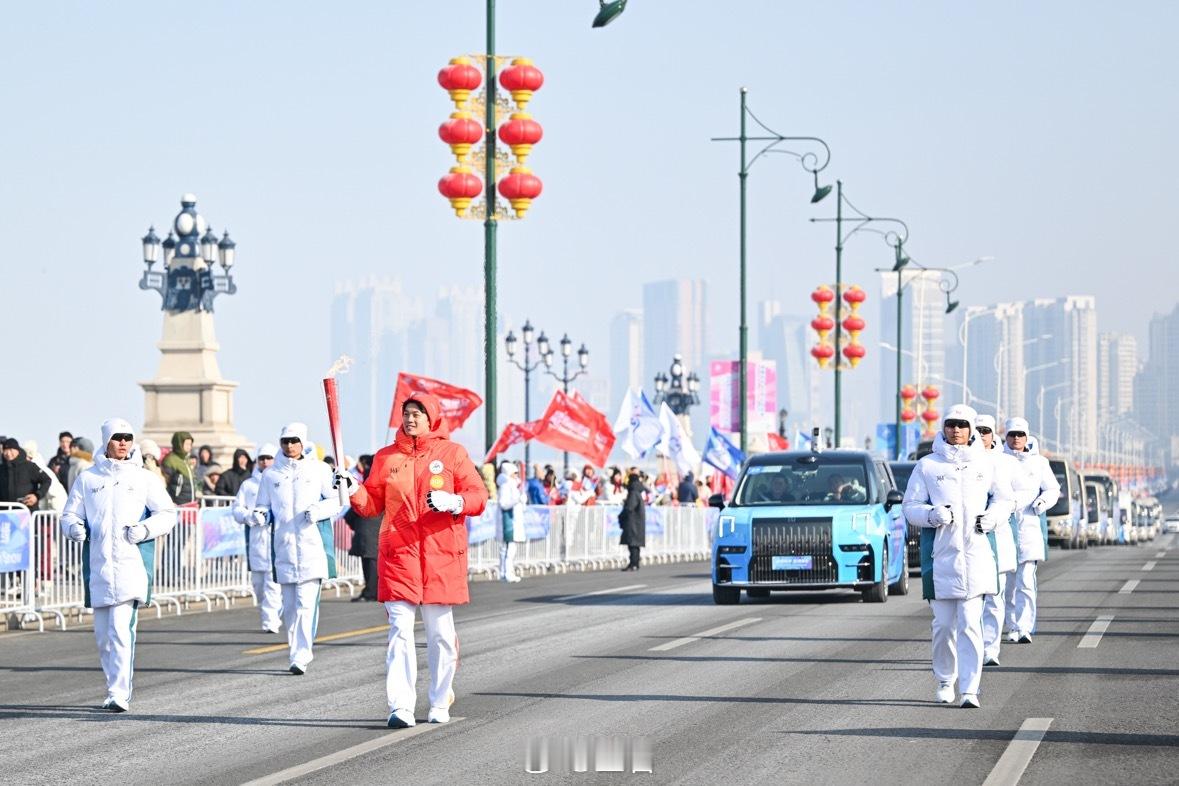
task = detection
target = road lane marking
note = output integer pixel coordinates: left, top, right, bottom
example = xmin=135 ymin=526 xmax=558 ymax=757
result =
xmin=1155 ymin=551 xmax=1166 ymax=558
xmin=649 ymin=617 xmax=762 ymax=652
xmin=1142 ymin=561 xmax=1157 ymax=571
xmin=981 ymin=717 xmax=1053 ymax=786
xmin=555 ymin=584 xmax=647 ymax=602
xmin=239 ymin=719 xmax=458 ymax=786
xmin=1118 ymin=580 xmax=1139 ymax=594
xmin=243 ymin=624 xmax=394 ymax=655
xmin=1077 ymin=614 xmax=1114 ymax=649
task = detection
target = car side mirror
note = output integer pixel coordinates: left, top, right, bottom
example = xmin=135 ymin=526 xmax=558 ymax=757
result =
xmin=884 ymin=489 xmax=904 ymax=511
xmin=708 ymin=493 xmax=726 ymax=510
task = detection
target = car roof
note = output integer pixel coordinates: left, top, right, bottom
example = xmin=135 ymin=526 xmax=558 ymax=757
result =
xmin=746 ymin=450 xmax=875 ymax=467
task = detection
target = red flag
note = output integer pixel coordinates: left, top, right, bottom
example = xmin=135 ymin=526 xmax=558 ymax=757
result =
xmin=531 ymin=390 xmax=616 ymax=467
xmin=388 ymin=372 xmax=483 ymax=432
xmin=483 ymin=420 xmax=542 ymax=464
xmin=767 ymin=433 xmax=790 ymax=451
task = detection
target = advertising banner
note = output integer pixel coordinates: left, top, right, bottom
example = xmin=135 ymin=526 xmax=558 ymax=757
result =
xmin=604 ymin=504 xmax=665 ymax=536
xmin=467 ymin=505 xmax=554 ymax=545
xmin=0 ymin=509 xmax=31 ymax=574
xmin=709 ymin=360 xmax=777 ymax=434
xmin=200 ymin=507 xmax=247 ymax=560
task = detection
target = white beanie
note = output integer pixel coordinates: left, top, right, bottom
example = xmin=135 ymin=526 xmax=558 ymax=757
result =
xmin=100 ymin=418 xmax=135 ymax=447
xmin=257 ymin=442 xmax=278 ymax=459
xmin=943 ymin=404 xmax=978 ymax=425
xmin=1005 ymin=417 xmax=1030 ymax=434
xmin=139 ymin=439 xmax=162 ymax=461
xmin=975 ymin=414 xmax=996 ymax=430
xmin=280 ymin=422 xmax=308 ymax=443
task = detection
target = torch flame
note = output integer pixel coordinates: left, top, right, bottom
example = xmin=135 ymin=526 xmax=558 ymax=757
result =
xmin=325 ymin=354 xmax=355 ymax=378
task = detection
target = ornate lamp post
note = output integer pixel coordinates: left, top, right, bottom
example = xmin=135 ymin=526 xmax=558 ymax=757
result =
xmin=541 ymin=333 xmax=590 ymax=474
xmin=653 ymin=353 xmax=701 ymax=420
xmin=711 ymin=88 xmax=832 ymax=453
xmin=504 ymin=320 xmax=549 ymax=467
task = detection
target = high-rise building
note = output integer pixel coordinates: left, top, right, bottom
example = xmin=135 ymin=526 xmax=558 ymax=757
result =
xmin=1023 ymin=296 xmax=1098 ymax=457
xmin=958 ymin=302 xmax=1026 ymax=421
xmin=879 ymin=269 xmax=952 ymax=423
xmin=642 ymin=279 xmax=707 ymax=388
xmin=1098 ymin=332 xmax=1138 ymax=418
xmin=758 ymin=304 xmax=820 ymax=430
xmin=609 ymin=309 xmax=643 ymax=406
xmin=1134 ymin=305 xmax=1179 ymax=468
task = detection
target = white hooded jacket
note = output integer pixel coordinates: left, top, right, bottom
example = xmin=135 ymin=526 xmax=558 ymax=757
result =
xmin=903 ymin=432 xmax=1005 ymax=600
xmin=60 ymin=450 xmax=177 ymax=607
xmin=980 ymin=441 xmax=1019 ymax=573
xmin=232 ymin=466 xmax=272 ymax=573
xmin=253 ymin=452 xmax=342 ymax=584
xmin=1003 ymin=438 xmax=1060 ymax=563
xmin=496 ymin=468 xmax=526 ymax=543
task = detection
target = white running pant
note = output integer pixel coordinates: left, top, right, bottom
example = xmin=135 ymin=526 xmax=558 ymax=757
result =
xmin=281 ymin=580 xmax=321 ymax=669
xmin=930 ymin=596 xmax=985 ymax=697
xmin=94 ymin=601 xmax=138 ymax=706
xmin=384 ymin=601 xmax=458 ymax=715
xmin=983 ymin=571 xmax=1012 ymax=661
xmin=251 ymin=571 xmax=283 ymax=632
xmin=1004 ymin=561 xmax=1038 ymax=636
xmin=499 ymin=542 xmax=517 ymax=579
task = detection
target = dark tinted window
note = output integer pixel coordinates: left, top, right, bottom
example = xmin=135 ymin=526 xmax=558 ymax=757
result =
xmin=1085 ymin=486 xmax=1099 ymax=522
xmin=889 ymin=463 xmax=916 ymax=495
xmin=1047 ymin=461 xmax=1070 ymax=516
xmin=736 ymin=459 xmax=870 ymax=506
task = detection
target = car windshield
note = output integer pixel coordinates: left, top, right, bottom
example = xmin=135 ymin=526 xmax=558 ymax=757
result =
xmin=1047 ymin=468 xmax=1070 ymax=516
xmin=890 ymin=463 xmax=915 ymax=494
xmin=735 ymin=459 xmax=870 ymax=506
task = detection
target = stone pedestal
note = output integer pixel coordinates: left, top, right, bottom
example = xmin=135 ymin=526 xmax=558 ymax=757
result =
xmin=140 ymin=310 xmax=252 ymax=467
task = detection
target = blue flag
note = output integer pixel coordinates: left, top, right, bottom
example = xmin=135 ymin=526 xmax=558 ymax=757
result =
xmin=703 ymin=427 xmax=745 ymax=480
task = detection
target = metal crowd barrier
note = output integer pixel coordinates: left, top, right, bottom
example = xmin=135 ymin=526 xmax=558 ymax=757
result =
xmin=1 ymin=502 xmax=44 ymax=631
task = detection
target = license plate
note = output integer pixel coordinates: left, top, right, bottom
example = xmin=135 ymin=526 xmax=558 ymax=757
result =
xmin=772 ymin=555 xmax=813 ymax=571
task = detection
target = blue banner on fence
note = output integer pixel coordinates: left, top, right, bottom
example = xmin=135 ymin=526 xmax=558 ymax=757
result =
xmin=604 ymin=505 xmax=664 ymax=536
xmin=200 ymin=507 xmax=247 ymax=560
xmin=467 ymin=508 xmax=496 ymax=545
xmin=0 ymin=509 xmax=31 ymax=573
xmin=467 ymin=505 xmax=554 ymax=545
xmin=521 ymin=506 xmax=552 ymax=540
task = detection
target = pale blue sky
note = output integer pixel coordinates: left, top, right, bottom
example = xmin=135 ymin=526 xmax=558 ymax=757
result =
xmin=2 ymin=1 xmax=1176 ymax=452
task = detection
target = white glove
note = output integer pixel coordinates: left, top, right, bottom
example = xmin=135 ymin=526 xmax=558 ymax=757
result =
xmin=426 ymin=490 xmax=464 ymax=515
xmin=1031 ymin=499 xmax=1048 ymax=515
xmin=250 ymin=509 xmax=268 ymax=527
xmin=975 ymin=511 xmax=999 ymax=534
xmin=302 ymin=509 xmax=320 ymax=525
xmin=928 ymin=506 xmax=954 ymax=527
xmin=124 ymin=524 xmax=149 ymax=544
xmin=64 ymin=521 xmax=87 ymax=542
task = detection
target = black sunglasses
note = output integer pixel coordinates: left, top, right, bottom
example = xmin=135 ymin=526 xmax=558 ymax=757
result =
xmin=1006 ymin=431 xmax=1026 ymax=439
xmin=280 ymin=437 xmax=302 ymax=446
xmin=257 ymin=454 xmax=274 ymax=461
xmin=110 ymin=433 xmax=134 ymax=443
xmin=944 ymin=420 xmax=971 ymax=429
xmin=976 ymin=427 xmax=993 ymax=435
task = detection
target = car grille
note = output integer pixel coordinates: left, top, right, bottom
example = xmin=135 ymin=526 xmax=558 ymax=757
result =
xmin=750 ymin=518 xmax=836 ymax=583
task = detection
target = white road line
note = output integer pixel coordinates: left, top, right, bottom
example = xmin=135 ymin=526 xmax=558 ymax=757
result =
xmin=1118 ymin=580 xmax=1139 ymax=594
xmin=1155 ymin=551 xmax=1166 ymax=559
xmin=981 ymin=717 xmax=1053 ymax=786
xmin=555 ymin=584 xmax=647 ymax=602
xmin=1142 ymin=561 xmax=1157 ymax=571
xmin=1078 ymin=614 xmax=1115 ymax=649
xmin=649 ymin=617 xmax=762 ymax=652
xmin=239 ymin=720 xmax=456 ymax=786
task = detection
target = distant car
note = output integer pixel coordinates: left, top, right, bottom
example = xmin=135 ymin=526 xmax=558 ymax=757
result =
xmin=1047 ymin=458 xmax=1085 ymax=550
xmin=889 ymin=461 xmax=920 ymax=574
xmin=1165 ymin=515 xmax=1179 ymax=534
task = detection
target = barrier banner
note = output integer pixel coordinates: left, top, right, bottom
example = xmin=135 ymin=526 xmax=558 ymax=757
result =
xmin=468 ymin=505 xmax=553 ymax=545
xmin=603 ymin=504 xmax=664 ymax=536
xmin=200 ymin=507 xmax=246 ymax=560
xmin=467 ymin=508 xmax=496 ymax=545
xmin=0 ymin=509 xmax=31 ymax=573
xmin=522 ymin=506 xmax=552 ymax=540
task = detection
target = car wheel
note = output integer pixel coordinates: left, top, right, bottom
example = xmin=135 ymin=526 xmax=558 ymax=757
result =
xmin=746 ymin=588 xmax=770 ymax=600
xmin=713 ymin=584 xmax=740 ymax=605
xmin=862 ymin=542 xmax=889 ymax=604
xmin=888 ymin=544 xmax=909 ymax=596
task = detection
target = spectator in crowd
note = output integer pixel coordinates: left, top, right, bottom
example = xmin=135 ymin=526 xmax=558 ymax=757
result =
xmin=606 ymin=467 xmax=627 ymax=504
xmin=139 ymin=440 xmax=165 ymax=483
xmin=20 ymin=440 xmax=66 ymax=512
xmin=193 ymin=444 xmax=216 ymax=487
xmin=581 ymin=465 xmax=600 ymax=506
xmin=542 ymin=466 xmax=558 ymax=503
xmin=46 ymin=431 xmax=73 ymax=489
xmin=162 ymin=431 xmax=195 ymax=504
xmin=353 ymin=454 xmax=372 ymax=484
xmin=526 ymin=464 xmax=547 ymax=505
xmin=323 ymin=455 xmax=337 ymax=471
xmin=231 ymin=443 xmax=282 ymax=633
xmin=480 ymin=462 xmax=498 ymax=504
xmin=200 ymin=463 xmax=223 ymax=498
xmin=1 ymin=438 xmax=54 ymax=509
xmin=497 ymin=461 xmax=525 ymax=582
xmin=344 ymin=454 xmax=381 ymax=603
xmin=619 ymin=469 xmax=646 ymax=571
xmin=68 ymin=437 xmax=95 ymax=491
xmin=677 ymin=471 xmax=699 ymax=506
xmin=695 ymin=478 xmax=708 ymax=506
xmin=214 ymin=449 xmax=252 ymax=497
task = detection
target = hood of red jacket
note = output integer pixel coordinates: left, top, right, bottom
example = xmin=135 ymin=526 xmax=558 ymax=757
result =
xmin=393 ymin=391 xmax=451 ymax=451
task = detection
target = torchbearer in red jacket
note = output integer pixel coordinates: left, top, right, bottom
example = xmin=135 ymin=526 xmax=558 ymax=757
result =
xmin=341 ymin=392 xmax=488 ymax=728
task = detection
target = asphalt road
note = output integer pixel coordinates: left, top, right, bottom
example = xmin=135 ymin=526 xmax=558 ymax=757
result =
xmin=3 ymin=494 xmax=1177 ymax=785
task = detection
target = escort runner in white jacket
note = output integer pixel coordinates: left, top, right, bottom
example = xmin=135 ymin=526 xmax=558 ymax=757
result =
xmin=1001 ymin=418 xmax=1060 ymax=643
xmin=496 ymin=462 xmax=526 ymax=583
xmin=232 ymin=443 xmax=282 ymax=633
xmin=251 ymin=423 xmax=342 ymax=674
xmin=59 ymin=418 xmax=177 ymax=712
xmin=903 ymin=405 xmax=1008 ymax=709
xmin=975 ymin=414 xmax=1019 ymax=666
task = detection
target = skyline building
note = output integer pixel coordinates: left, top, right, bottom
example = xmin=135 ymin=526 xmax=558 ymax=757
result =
xmin=879 ymin=269 xmax=951 ymax=426
xmin=757 ymin=302 xmax=821 ymax=432
xmin=643 ymin=279 xmax=708 ymax=392
xmin=958 ymin=302 xmax=1027 ymax=421
xmin=1023 ymin=296 xmax=1098 ymax=457
xmin=609 ymin=309 xmax=644 ymax=406
xmin=1098 ymin=332 xmax=1138 ymax=418
xmin=1134 ymin=304 xmax=1179 ymax=468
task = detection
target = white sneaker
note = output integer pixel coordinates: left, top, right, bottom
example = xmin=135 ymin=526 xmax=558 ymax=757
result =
xmin=427 ymin=706 xmax=450 ymax=724
xmin=387 ymin=709 xmax=416 ymax=728
xmin=935 ymin=683 xmax=955 ymax=704
xmin=960 ymin=694 xmax=981 ymax=709
xmin=1006 ymin=631 xmax=1020 ymax=643
xmin=506 ymin=574 xmax=522 ymax=583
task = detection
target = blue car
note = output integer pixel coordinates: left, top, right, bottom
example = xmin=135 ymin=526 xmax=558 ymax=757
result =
xmin=711 ymin=448 xmax=909 ymax=605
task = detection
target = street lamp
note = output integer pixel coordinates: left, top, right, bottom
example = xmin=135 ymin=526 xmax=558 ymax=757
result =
xmin=139 ymin=195 xmax=237 ymax=312
xmin=541 ymin=332 xmax=590 ymax=473
xmin=653 ymin=353 xmax=701 ymax=420
xmin=711 ymin=88 xmax=832 ymax=453
xmin=592 ymin=0 xmax=627 ymax=27
xmin=504 ymin=319 xmax=546 ymax=467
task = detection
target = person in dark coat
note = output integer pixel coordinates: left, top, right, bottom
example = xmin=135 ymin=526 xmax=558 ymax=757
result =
xmin=1 ymin=440 xmax=54 ymax=509
xmin=677 ymin=472 xmax=698 ymax=505
xmin=345 ymin=454 xmax=381 ymax=601
xmin=46 ymin=431 xmax=73 ymax=489
xmin=619 ymin=471 xmax=646 ymax=571
xmin=214 ymin=448 xmax=252 ymax=497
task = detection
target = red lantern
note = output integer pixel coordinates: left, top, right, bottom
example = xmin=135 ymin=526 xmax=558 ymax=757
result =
xmin=921 ymin=386 xmax=941 ymax=403
xmin=439 ymin=111 xmax=484 ymax=163
xmin=498 ymin=112 xmax=543 ymax=164
xmin=922 ymin=409 xmax=940 ymax=424
xmin=900 ymin=409 xmax=917 ymax=423
xmin=842 ymin=343 xmax=867 ymax=367
xmin=810 ymin=315 xmax=835 ymax=338
xmin=438 ymin=57 xmax=483 ymax=109
xmin=438 ymin=166 xmax=483 ymax=217
xmin=900 ymin=385 xmax=918 ymax=401
xmin=811 ymin=344 xmax=835 ymax=368
xmin=842 ymin=285 xmax=867 ymax=306
xmin=498 ymin=165 xmax=543 ymax=217
xmin=841 ymin=315 xmax=866 ymax=341
xmin=811 ymin=286 xmax=836 ymax=307
xmin=499 ymin=57 xmax=544 ymax=110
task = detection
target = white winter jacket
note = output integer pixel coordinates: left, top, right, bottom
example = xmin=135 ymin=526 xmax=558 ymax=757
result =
xmin=60 ymin=452 xmax=177 ymax=608
xmin=903 ymin=433 xmax=1005 ymax=600
xmin=253 ymin=454 xmax=342 ymax=584
xmin=232 ymin=468 xmax=271 ymax=573
xmin=980 ymin=442 xmax=1019 ymax=573
xmin=496 ymin=472 xmax=526 ymax=543
xmin=1003 ymin=440 xmax=1060 ymax=563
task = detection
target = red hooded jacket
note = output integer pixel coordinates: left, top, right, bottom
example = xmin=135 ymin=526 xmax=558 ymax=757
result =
xmin=350 ymin=392 xmax=488 ymax=605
